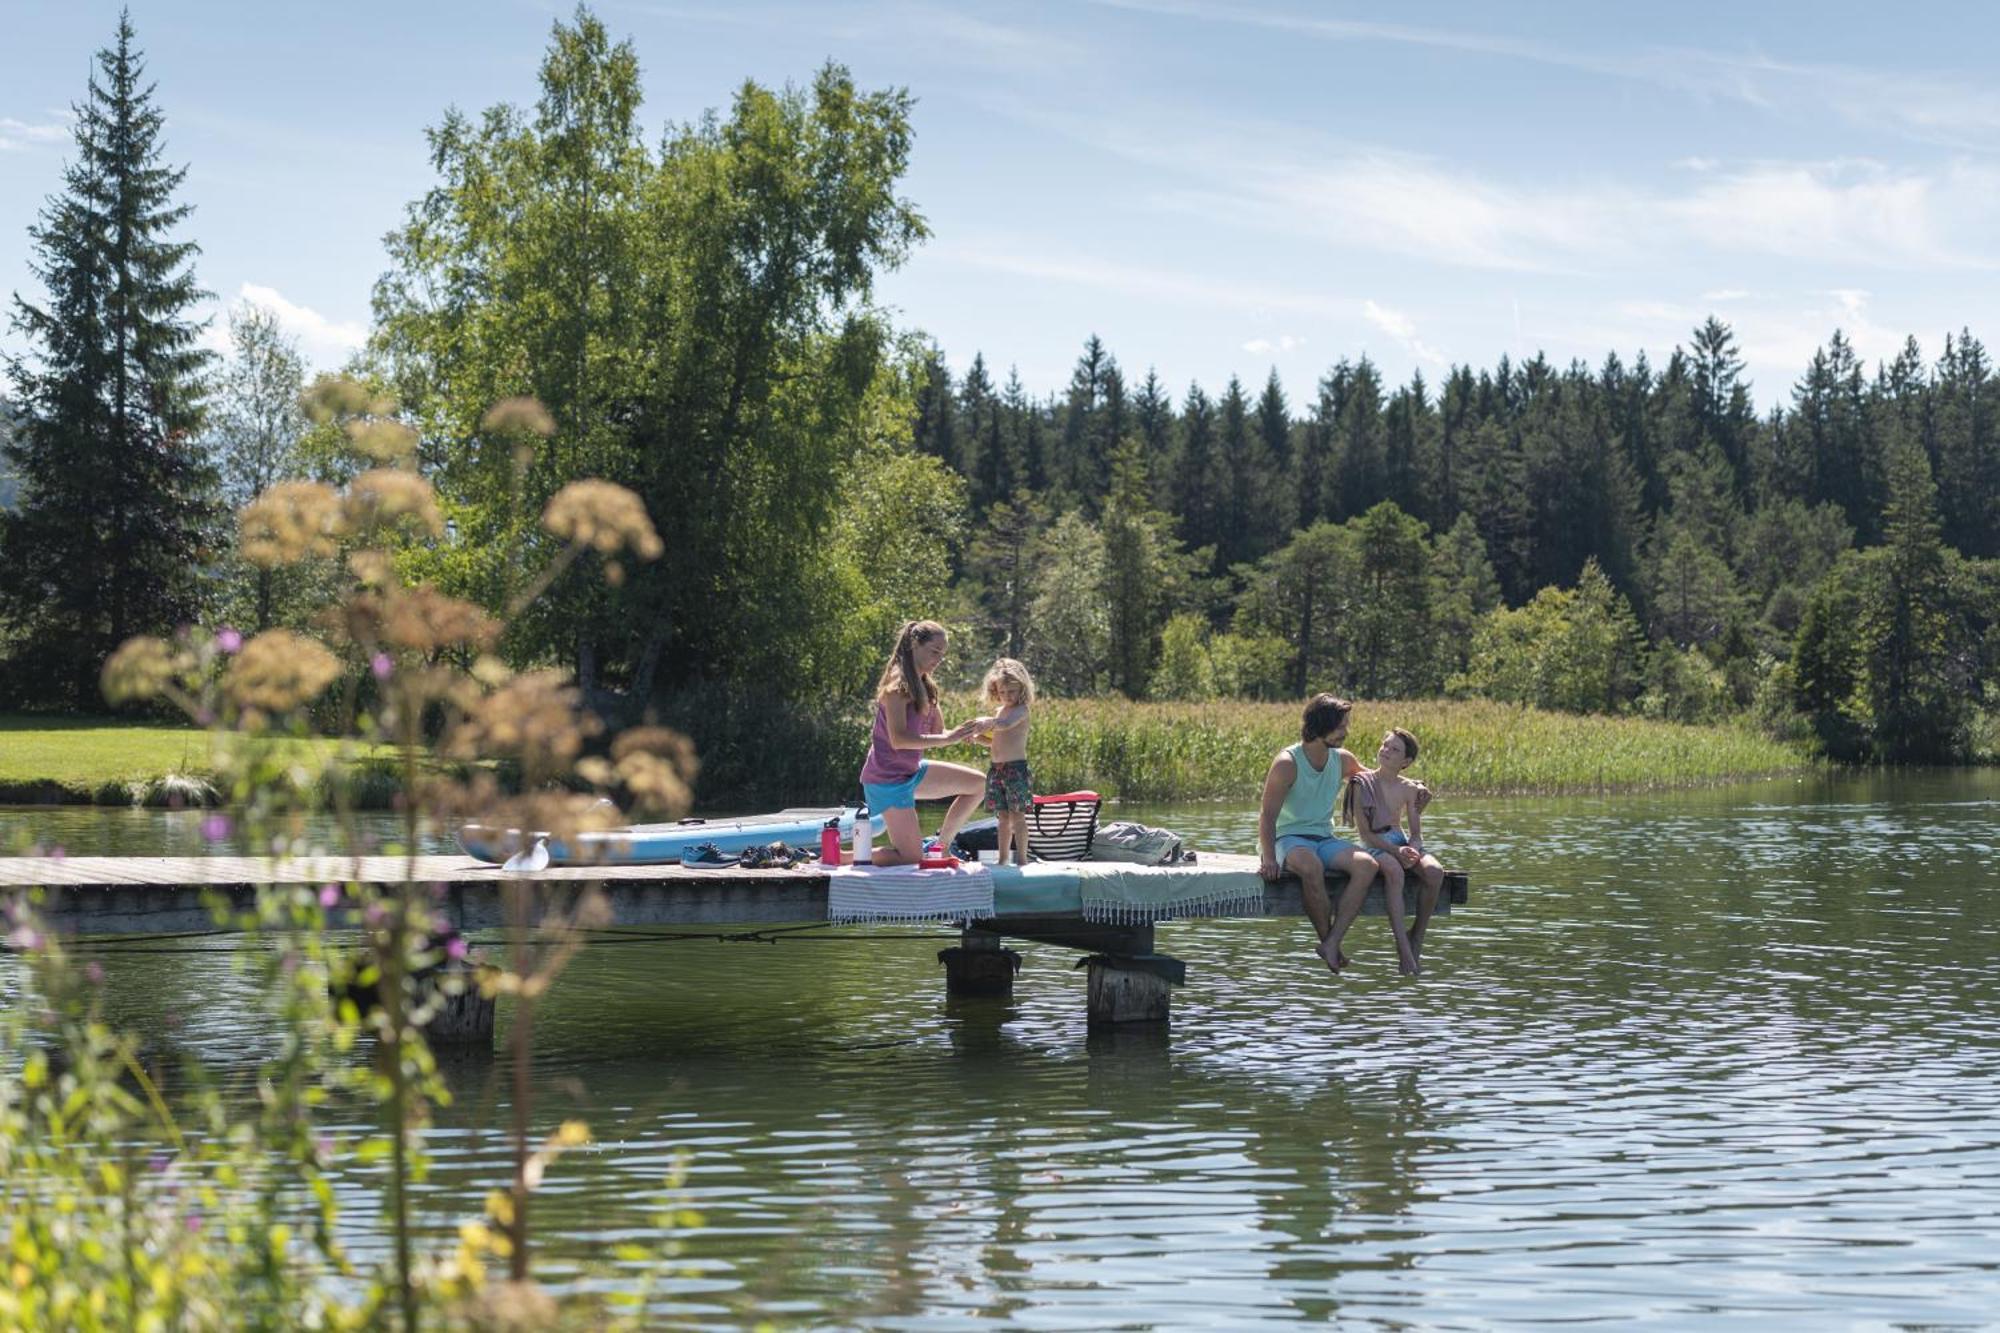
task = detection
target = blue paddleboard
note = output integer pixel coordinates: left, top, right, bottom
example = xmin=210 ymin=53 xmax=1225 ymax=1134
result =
xmin=456 ymin=807 xmax=867 ymax=866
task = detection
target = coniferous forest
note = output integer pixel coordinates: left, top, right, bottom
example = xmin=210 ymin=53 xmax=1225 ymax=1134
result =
xmin=3 ymin=10 xmax=1998 ymax=767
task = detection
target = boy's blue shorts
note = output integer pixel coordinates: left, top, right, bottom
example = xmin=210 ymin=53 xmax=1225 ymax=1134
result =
xmin=1276 ymin=833 xmax=1362 ymax=868
xmin=862 ymin=761 xmax=930 ymax=813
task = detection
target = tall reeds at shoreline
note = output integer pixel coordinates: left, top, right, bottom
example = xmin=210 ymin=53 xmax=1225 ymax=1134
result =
xmin=666 ymin=693 xmax=1810 ymax=809
xmin=990 ymin=696 xmax=1810 ymax=802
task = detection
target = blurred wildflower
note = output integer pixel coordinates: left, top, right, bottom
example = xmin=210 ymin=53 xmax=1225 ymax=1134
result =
xmin=601 ymin=726 xmax=700 ymax=818
xmin=447 ymin=672 xmax=601 ymax=783
xmin=344 ymin=469 xmax=444 ymax=539
xmin=101 ymin=635 xmax=184 ymax=704
xmin=216 ymin=627 xmax=243 ymax=655
xmin=225 ymin=630 xmax=342 ymax=714
xmin=301 ymin=373 xmax=394 ymax=424
xmin=239 ymin=481 xmax=344 ymax=568
xmin=481 ymin=396 xmax=556 ymax=439
xmin=346 ymin=418 xmax=420 ymax=465
xmin=542 ymin=480 xmax=663 ymax=559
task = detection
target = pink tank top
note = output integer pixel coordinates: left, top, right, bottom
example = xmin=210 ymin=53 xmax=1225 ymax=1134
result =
xmin=860 ymin=695 xmax=940 ymax=785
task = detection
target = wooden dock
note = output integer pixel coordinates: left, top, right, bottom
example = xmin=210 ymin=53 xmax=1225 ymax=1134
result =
xmin=1 ymin=852 xmax=1469 ymax=1035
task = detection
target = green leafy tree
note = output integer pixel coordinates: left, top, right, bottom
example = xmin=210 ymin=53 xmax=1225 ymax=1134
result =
xmin=1235 ymin=520 xmax=1357 ymax=697
xmin=1149 ymin=611 xmax=1216 ymax=700
xmin=208 ymin=303 xmax=311 ymax=629
xmin=1452 ymin=559 xmax=1641 ymax=713
xmin=1027 ymin=509 xmax=1108 ymax=694
xmin=0 ymin=13 xmax=217 ymax=706
xmin=374 ymin=12 xmax=926 ymax=714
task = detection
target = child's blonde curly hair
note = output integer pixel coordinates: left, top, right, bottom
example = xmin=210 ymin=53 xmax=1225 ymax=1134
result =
xmin=981 ymin=657 xmax=1035 ymax=708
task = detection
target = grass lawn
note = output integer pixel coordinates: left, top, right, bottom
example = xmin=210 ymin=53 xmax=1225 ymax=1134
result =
xmin=0 ymin=715 xmax=394 ymax=803
xmin=0 ymin=715 xmax=219 ymax=791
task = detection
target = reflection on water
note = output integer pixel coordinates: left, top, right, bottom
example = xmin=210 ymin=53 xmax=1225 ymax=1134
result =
xmin=8 ymin=769 xmax=2000 ymax=1324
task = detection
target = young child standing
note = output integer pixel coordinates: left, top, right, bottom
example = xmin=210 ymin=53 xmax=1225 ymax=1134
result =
xmin=1344 ymin=727 xmax=1445 ymax=975
xmin=976 ymin=658 xmax=1035 ymax=865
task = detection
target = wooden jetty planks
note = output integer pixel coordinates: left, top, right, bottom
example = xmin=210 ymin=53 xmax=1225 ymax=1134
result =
xmin=0 ymin=851 xmax=1466 ymax=938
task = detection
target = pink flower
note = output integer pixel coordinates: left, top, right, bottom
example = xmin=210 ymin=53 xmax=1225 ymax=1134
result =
xmin=319 ymin=884 xmax=341 ymax=908
xmin=200 ymin=814 xmax=232 ymax=843
xmin=216 ymin=627 xmax=243 ymax=655
xmin=446 ymin=937 xmax=468 ymax=961
xmin=371 ymin=652 xmax=393 ymax=681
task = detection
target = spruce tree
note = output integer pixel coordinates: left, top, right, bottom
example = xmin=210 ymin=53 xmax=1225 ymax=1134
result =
xmin=1 ymin=12 xmax=216 ymax=706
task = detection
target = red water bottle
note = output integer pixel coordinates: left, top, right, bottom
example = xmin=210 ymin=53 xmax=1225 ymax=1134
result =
xmin=820 ymin=815 xmax=842 ymax=866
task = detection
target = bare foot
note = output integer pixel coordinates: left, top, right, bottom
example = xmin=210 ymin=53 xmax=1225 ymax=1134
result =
xmin=1394 ymin=935 xmax=1421 ymax=976
xmin=1314 ymin=937 xmax=1345 ymax=974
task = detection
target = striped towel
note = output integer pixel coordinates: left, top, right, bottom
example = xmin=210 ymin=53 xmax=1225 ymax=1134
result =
xmin=825 ymin=861 xmax=996 ymax=925
xmin=1075 ymin=861 xmax=1265 ymax=925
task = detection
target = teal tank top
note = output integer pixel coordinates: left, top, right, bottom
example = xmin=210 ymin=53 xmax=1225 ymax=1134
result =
xmin=1275 ymin=742 xmax=1348 ymax=838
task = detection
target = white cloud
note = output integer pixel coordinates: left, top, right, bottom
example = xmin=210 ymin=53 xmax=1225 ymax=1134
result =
xmin=1665 ymin=160 xmax=2000 ymax=268
xmin=203 ymin=283 xmax=368 ymax=369
xmin=1702 ymin=288 xmax=1753 ymax=302
xmin=931 ymin=239 xmax=1346 ymax=318
xmin=0 ymin=116 xmax=69 ymax=151
xmin=1013 ymin=92 xmax=2000 ymax=273
xmin=1675 ymin=156 xmax=1719 ymax=172
xmin=1241 ymin=334 xmax=1304 ymax=355
xmin=1092 ymin=0 xmax=2000 ymax=151
xmin=1363 ymin=299 xmax=1446 ymax=365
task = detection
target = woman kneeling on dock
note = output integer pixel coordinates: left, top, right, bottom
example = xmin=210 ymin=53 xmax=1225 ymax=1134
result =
xmin=1257 ymin=693 xmax=1380 ymax=973
xmin=859 ymin=620 xmax=992 ymax=867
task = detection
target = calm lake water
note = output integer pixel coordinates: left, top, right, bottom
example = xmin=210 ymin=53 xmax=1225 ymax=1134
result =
xmin=5 ymin=771 xmax=2000 ymax=1326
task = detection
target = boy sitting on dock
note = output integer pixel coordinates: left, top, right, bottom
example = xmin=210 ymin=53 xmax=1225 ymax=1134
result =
xmin=1257 ymin=694 xmax=1380 ymax=973
xmin=1344 ymin=728 xmax=1445 ymax=975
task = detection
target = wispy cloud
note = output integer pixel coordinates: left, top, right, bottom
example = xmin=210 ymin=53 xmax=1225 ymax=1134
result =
xmin=1363 ymin=300 xmax=1445 ymax=365
xmin=1242 ymin=334 xmax=1304 ymax=356
xmin=203 ymin=283 xmax=368 ymax=369
xmin=930 ymin=239 xmax=1346 ymax=318
xmin=0 ymin=116 xmax=69 ymax=151
xmin=1003 ymin=93 xmax=2000 ymax=273
xmin=1091 ymin=0 xmax=2000 ymax=150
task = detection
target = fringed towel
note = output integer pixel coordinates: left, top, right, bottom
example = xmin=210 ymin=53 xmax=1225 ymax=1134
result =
xmin=1074 ymin=861 xmax=1265 ymax=925
xmin=826 ymin=861 xmax=997 ymax=925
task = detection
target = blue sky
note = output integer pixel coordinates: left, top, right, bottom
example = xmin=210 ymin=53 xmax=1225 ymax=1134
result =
xmin=6 ymin=0 xmax=2000 ymax=410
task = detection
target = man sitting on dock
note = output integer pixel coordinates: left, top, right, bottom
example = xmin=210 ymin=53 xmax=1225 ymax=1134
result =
xmin=1256 ymin=694 xmax=1382 ymax=973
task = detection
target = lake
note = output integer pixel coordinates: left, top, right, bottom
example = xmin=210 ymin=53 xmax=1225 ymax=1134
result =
xmin=4 ymin=770 xmax=1999 ymax=1325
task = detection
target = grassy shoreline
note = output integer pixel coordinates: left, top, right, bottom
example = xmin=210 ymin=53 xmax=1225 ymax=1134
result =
xmin=3 ymin=700 xmax=1812 ymax=809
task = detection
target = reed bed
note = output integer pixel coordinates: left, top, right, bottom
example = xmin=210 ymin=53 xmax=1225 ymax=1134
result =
xmin=949 ymin=696 xmax=1810 ymax=802
xmin=5 ymin=697 xmax=1812 ymax=810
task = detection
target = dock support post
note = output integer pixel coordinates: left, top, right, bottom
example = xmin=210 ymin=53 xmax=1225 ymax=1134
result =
xmin=938 ymin=929 xmax=1021 ymax=997
xmin=423 ymin=958 xmax=496 ymax=1047
xmin=1081 ymin=953 xmax=1185 ymax=1026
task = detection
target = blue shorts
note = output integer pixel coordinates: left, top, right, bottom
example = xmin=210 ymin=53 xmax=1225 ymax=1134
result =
xmin=862 ymin=761 xmax=930 ymax=813
xmin=1277 ymin=833 xmax=1362 ymax=869
xmin=1368 ymin=831 xmax=1412 ymax=863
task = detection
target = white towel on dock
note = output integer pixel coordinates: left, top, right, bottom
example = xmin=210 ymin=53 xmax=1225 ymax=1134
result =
xmin=1074 ymin=861 xmax=1265 ymax=924
xmin=826 ymin=861 xmax=996 ymax=925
